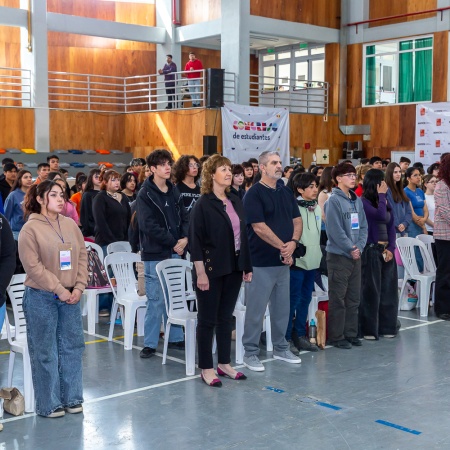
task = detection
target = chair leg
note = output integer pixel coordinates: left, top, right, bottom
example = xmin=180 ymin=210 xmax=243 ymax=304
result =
xmin=123 ymin=304 xmax=135 ymax=351
xmin=23 ymin=349 xmax=35 ymax=413
xmin=212 ymin=334 xmax=217 ymax=354
xmin=398 ymin=278 xmax=407 ymax=311
xmin=7 ymin=350 xmax=15 ymax=387
xmin=136 ymin=307 xmax=145 ymax=337
xmin=234 ymin=311 xmax=245 ymax=364
xmin=86 ymin=291 xmax=97 ymax=335
xmin=108 ymin=302 xmax=120 ymax=342
xmin=162 ymin=322 xmax=171 ymax=365
xmin=265 ymin=313 xmax=273 ymax=352
xmin=308 ymin=295 xmax=319 ymax=325
xmin=185 ymin=319 xmax=196 ymax=376
xmin=419 ymin=280 xmax=431 ymax=318
xmin=81 ymin=292 xmax=87 ymax=316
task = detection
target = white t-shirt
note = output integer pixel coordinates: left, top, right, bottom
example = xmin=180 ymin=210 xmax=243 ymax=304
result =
xmin=425 ymin=193 xmax=435 ymax=232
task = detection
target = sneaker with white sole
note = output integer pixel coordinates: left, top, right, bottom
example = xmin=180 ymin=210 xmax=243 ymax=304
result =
xmin=243 ymin=354 xmax=265 ymax=372
xmin=65 ymin=404 xmax=83 ymax=414
xmin=273 ymin=349 xmax=301 ymax=364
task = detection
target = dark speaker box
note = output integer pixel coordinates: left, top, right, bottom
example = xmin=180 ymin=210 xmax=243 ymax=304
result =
xmin=206 ymin=68 xmax=225 ymax=108
xmin=203 ymin=135 xmax=217 ymax=155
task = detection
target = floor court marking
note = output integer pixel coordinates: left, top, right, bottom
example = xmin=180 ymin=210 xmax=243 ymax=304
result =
xmin=400 ymin=320 xmax=443 ymax=331
xmin=375 ymin=419 xmax=421 ymax=435
xmin=0 ymin=357 xmax=276 ymax=425
xmin=397 ymin=316 xmax=429 ymax=323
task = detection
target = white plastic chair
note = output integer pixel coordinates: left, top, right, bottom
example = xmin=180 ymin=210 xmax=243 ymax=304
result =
xmin=233 ymin=283 xmax=273 ymax=364
xmin=308 ymin=275 xmax=329 ymax=325
xmin=396 ymin=237 xmax=436 ymax=317
xmin=417 ymin=234 xmax=436 ymax=272
xmin=81 ymin=242 xmax=113 ymax=335
xmin=156 ymin=259 xmax=198 ymax=376
xmin=104 ymin=252 xmax=146 ymax=350
xmin=6 ymin=274 xmax=35 ymax=413
xmin=107 ymin=241 xmax=132 ymax=254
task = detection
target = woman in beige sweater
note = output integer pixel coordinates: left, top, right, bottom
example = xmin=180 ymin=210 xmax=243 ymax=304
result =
xmin=18 ymin=180 xmax=88 ymax=418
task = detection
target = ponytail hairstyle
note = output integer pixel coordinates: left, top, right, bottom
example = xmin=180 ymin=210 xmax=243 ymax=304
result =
xmin=23 ymin=180 xmax=64 ymax=219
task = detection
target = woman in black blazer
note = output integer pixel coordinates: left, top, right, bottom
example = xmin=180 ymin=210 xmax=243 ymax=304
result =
xmin=189 ymin=154 xmax=252 ymax=387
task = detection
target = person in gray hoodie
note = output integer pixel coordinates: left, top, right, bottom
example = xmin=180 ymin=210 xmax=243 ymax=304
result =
xmin=324 ymin=163 xmax=368 ymax=349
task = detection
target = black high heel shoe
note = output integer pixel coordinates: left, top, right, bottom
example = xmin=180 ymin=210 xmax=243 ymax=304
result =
xmin=200 ymin=372 xmax=222 ymax=387
xmin=217 ymin=366 xmax=247 ymax=380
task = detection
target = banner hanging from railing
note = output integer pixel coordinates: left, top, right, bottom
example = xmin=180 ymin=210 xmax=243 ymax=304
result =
xmin=415 ymin=103 xmax=450 ymax=169
xmin=221 ymin=103 xmax=289 ymax=166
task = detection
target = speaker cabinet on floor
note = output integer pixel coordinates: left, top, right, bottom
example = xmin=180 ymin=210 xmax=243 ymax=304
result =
xmin=203 ymin=135 xmax=217 ymax=155
xmin=206 ymin=68 xmax=225 ymax=108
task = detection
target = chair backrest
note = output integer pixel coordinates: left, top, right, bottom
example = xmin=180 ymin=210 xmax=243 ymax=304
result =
xmin=85 ymin=241 xmax=105 ymax=262
xmin=155 ymin=259 xmax=194 ymax=317
xmin=107 ymin=241 xmax=132 ymax=255
xmin=396 ymin=237 xmax=435 ymax=276
xmin=416 ymin=234 xmax=436 ymax=272
xmin=104 ymin=252 xmax=140 ymax=299
xmin=6 ymin=274 xmax=27 ymax=343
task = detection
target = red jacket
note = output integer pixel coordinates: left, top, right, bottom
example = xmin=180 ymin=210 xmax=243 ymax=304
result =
xmin=185 ymin=59 xmax=203 ymax=79
xmin=354 ymin=184 xmax=363 ymax=197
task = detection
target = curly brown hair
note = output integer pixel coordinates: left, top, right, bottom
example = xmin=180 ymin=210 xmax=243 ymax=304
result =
xmin=172 ymin=155 xmax=201 ymax=184
xmin=200 ymin=154 xmax=232 ymax=195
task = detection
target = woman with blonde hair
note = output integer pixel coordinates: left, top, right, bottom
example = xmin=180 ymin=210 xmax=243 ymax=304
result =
xmin=189 ymin=154 xmax=252 ymax=387
xmin=354 ymin=164 xmax=371 ymax=197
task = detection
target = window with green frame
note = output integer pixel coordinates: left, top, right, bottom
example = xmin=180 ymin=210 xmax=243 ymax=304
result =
xmin=364 ymin=36 xmax=433 ymax=106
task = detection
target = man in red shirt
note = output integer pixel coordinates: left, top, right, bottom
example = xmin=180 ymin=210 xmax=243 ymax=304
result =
xmin=184 ymin=52 xmax=204 ymax=107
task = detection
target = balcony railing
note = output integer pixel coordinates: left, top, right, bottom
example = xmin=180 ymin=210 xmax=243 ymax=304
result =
xmin=47 ymin=69 xmax=236 ymax=113
xmin=0 ymin=67 xmax=32 ymax=108
xmin=250 ymin=74 xmax=328 ymax=116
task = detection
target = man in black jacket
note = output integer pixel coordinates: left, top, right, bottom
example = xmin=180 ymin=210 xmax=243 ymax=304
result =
xmin=136 ymin=149 xmax=189 ymax=358
xmin=0 ymin=163 xmax=17 ymax=204
xmin=0 ymin=213 xmax=16 ymax=336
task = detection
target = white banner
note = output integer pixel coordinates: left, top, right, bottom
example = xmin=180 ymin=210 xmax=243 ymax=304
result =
xmin=221 ymin=103 xmax=290 ymax=166
xmin=415 ymin=103 xmax=450 ymax=169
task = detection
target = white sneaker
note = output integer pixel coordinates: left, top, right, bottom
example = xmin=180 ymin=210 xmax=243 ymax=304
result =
xmin=273 ymin=349 xmax=301 ymax=364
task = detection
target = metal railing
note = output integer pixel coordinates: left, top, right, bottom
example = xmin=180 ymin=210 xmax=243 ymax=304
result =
xmin=48 ymin=69 xmax=236 ymax=113
xmin=0 ymin=67 xmax=32 ymax=108
xmin=249 ymin=74 xmax=329 ymax=116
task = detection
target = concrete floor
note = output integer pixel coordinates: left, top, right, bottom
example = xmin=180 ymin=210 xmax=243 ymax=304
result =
xmin=1 ymin=308 xmax=449 ymax=450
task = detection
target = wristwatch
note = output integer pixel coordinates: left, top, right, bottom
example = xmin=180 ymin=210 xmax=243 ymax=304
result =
xmin=290 ymin=239 xmax=300 ymax=247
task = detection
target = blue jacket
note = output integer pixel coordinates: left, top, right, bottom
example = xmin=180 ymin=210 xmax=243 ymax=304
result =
xmin=4 ymin=189 xmax=25 ymax=233
xmin=386 ymin=188 xmax=412 ymax=235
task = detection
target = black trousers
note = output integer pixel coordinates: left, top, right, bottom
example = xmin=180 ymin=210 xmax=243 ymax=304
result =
xmin=434 ymin=239 xmax=450 ymax=315
xmin=166 ymin=87 xmax=175 ymax=108
xmin=196 ymin=271 xmax=242 ymax=369
xmin=359 ymin=246 xmax=399 ymax=338
xmin=327 ymin=253 xmax=361 ymax=341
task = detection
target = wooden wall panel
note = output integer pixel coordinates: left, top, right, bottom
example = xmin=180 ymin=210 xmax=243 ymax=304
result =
xmin=0 ymin=25 xmax=22 ymax=106
xmin=433 ymin=31 xmax=448 ymax=103
xmin=325 ymin=43 xmax=339 ymax=115
xmin=369 ymin=0 xmax=436 ymax=27
xmin=0 ymin=108 xmax=34 ymax=149
xmin=0 ymin=0 xmax=20 ymax=7
xmin=180 ymin=0 xmax=221 ymax=25
xmin=347 ymin=43 xmax=362 ymax=109
xmin=124 ymin=110 xmax=207 ymax=160
xmin=250 ymin=0 xmax=340 ymax=29
xmin=49 ymin=110 xmax=125 ymax=150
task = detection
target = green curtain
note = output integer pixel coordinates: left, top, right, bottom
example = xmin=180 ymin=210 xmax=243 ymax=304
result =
xmin=398 ymin=40 xmax=413 ymax=103
xmin=365 ymin=45 xmax=376 ymax=105
xmin=414 ymin=37 xmax=433 ymax=101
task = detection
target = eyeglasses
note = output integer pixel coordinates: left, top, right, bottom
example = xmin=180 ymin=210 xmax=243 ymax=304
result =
xmin=189 ymin=163 xmax=200 ymax=168
xmin=341 ymin=173 xmax=356 ymax=178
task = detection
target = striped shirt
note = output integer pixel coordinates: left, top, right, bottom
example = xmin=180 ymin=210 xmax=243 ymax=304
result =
xmin=434 ymin=180 xmax=450 ymax=241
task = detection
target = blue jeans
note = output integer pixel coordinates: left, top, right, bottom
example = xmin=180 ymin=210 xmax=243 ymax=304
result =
xmin=286 ymin=269 xmax=316 ymax=340
xmin=188 ymin=79 xmax=201 ymax=104
xmin=143 ymin=255 xmax=184 ymax=348
xmin=0 ymin=303 xmax=5 ymax=333
xmin=22 ymin=287 xmax=85 ymax=416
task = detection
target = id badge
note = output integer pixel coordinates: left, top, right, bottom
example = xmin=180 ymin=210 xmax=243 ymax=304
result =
xmin=58 ymin=243 xmax=72 ymax=271
xmin=350 ymin=213 xmax=360 ymax=230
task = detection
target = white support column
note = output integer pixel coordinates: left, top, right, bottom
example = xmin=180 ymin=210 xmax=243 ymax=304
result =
xmin=221 ymin=0 xmax=250 ymax=105
xmin=156 ymin=0 xmax=181 ymax=109
xmin=31 ymin=0 xmax=50 ymax=152
xmin=347 ymin=0 xmax=369 ymax=44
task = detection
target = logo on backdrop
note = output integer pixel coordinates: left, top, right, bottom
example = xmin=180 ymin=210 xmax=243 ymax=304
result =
xmin=221 ymin=103 xmax=290 ymax=166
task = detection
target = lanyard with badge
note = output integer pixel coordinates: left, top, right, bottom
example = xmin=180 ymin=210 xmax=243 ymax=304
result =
xmin=349 ymin=200 xmax=360 ymax=230
xmin=44 ymin=215 xmax=72 ymax=271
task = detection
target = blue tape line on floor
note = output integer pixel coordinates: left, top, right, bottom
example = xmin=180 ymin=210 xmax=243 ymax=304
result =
xmin=316 ymin=401 xmax=342 ymax=411
xmin=265 ymin=386 xmax=285 ymax=393
xmin=376 ymin=420 xmax=421 ymax=435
